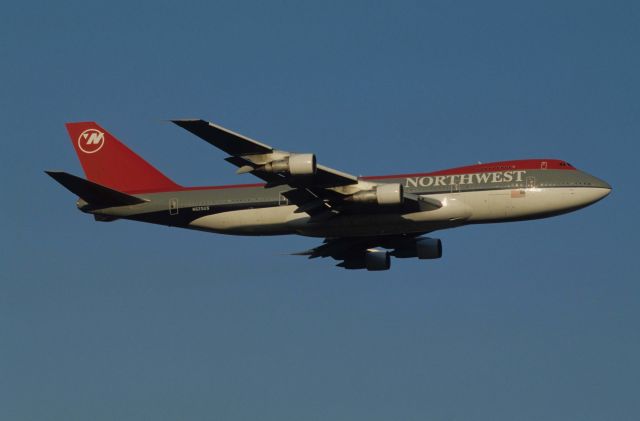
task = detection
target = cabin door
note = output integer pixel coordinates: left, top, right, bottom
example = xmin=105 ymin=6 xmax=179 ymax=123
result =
xmin=169 ymin=198 xmax=179 ymax=215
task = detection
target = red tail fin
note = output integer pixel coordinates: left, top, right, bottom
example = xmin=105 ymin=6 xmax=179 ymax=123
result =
xmin=66 ymin=122 xmax=181 ymax=193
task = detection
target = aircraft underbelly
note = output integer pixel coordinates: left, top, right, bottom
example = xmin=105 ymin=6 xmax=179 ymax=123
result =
xmin=297 ymin=217 xmax=457 ymax=238
xmin=187 ymin=205 xmax=451 ymax=237
xmin=188 ymin=206 xmax=302 ymax=235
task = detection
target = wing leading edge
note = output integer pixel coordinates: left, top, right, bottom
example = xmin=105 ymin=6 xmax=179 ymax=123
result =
xmin=171 ymin=119 xmax=358 ymax=188
xmin=171 ymin=119 xmax=443 ymax=220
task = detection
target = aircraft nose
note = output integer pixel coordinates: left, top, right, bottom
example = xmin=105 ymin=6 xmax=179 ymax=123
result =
xmin=587 ymin=175 xmax=612 ymax=202
xmin=592 ymin=176 xmax=612 ymax=194
xmin=595 ymin=185 xmax=612 ymax=200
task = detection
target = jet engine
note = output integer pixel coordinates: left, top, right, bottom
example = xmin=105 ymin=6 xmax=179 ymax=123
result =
xmin=338 ymin=249 xmax=391 ymax=271
xmin=260 ymin=153 xmax=316 ymax=176
xmin=365 ymin=249 xmax=391 ymax=271
xmin=391 ymin=237 xmax=442 ymax=260
xmin=345 ymin=183 xmax=404 ymax=206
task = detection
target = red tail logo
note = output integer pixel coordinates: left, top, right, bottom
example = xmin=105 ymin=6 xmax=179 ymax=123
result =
xmin=77 ymin=129 xmax=105 ymax=154
xmin=66 ymin=122 xmax=181 ymax=193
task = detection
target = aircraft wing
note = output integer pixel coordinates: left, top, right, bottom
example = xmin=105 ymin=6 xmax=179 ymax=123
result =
xmin=172 ymin=119 xmax=440 ymax=216
xmin=293 ymin=234 xmax=427 ymax=269
xmin=172 ymin=119 xmax=358 ymax=188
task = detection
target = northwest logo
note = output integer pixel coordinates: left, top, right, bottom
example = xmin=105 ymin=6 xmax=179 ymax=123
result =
xmin=405 ymin=170 xmax=527 ymax=188
xmin=77 ymin=129 xmax=105 ymax=154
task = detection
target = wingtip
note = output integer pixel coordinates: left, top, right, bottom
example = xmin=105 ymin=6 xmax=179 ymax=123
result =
xmin=170 ymin=118 xmax=204 ymax=125
xmin=44 ymin=170 xmax=65 ymax=179
xmin=291 ymin=250 xmax=313 ymax=256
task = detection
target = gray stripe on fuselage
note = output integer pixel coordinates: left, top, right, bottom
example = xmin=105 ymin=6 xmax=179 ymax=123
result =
xmin=399 ymin=169 xmax=608 ymax=195
xmin=89 ymin=185 xmax=289 ymax=226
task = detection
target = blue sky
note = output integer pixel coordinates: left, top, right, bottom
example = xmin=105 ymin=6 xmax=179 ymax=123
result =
xmin=1 ymin=1 xmax=638 ymax=420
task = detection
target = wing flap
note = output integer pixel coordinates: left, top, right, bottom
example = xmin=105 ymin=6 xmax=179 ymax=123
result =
xmin=282 ymin=188 xmax=336 ymax=219
xmin=403 ymin=193 xmax=443 ymax=211
xmin=313 ymin=164 xmax=359 ymax=187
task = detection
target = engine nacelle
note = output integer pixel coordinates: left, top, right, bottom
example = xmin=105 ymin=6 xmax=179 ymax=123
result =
xmin=338 ymin=249 xmax=391 ymax=270
xmin=289 ymin=153 xmax=316 ymax=175
xmin=261 ymin=153 xmax=316 ymax=176
xmin=416 ymin=238 xmax=442 ymax=259
xmin=365 ymin=249 xmax=391 ymax=271
xmin=345 ymin=183 xmax=404 ymax=206
xmin=392 ymin=238 xmax=442 ymax=260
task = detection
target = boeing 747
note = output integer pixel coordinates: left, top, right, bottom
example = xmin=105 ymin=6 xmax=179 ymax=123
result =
xmin=47 ymin=120 xmax=611 ymax=270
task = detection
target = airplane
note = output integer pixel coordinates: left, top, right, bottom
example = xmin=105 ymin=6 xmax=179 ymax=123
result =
xmin=46 ymin=120 xmax=611 ymax=271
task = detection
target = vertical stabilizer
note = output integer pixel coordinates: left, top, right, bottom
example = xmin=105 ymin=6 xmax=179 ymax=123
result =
xmin=65 ymin=122 xmax=181 ymax=193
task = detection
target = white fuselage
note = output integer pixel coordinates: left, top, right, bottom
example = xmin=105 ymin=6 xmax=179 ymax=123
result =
xmin=187 ymin=186 xmax=610 ymax=237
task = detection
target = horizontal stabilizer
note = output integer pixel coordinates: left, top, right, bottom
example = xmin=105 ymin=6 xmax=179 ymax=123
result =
xmin=45 ymin=171 xmax=147 ymax=208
